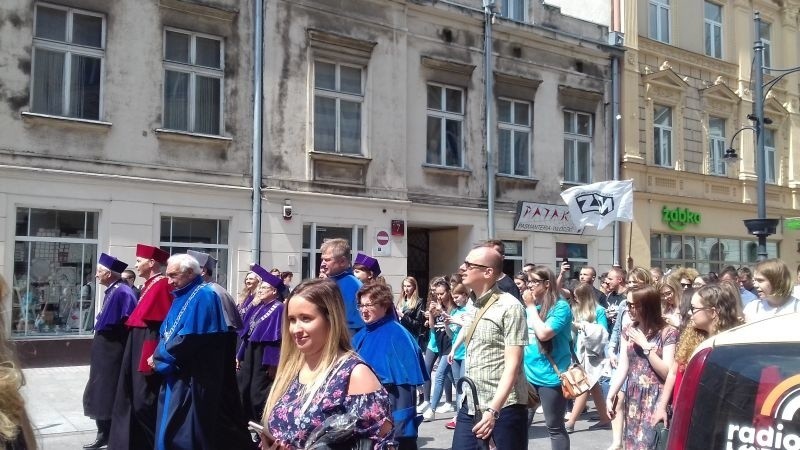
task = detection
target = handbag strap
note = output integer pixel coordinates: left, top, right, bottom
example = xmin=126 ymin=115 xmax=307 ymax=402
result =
xmin=538 ymin=340 xmax=562 ymax=376
xmin=462 ymin=291 xmax=501 ymax=349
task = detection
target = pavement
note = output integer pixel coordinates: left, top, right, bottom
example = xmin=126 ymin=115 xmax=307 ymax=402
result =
xmin=22 ymin=366 xmax=613 ymax=449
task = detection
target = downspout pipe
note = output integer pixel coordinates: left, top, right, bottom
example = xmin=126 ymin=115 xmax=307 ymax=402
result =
xmin=251 ymin=0 xmax=264 ymax=264
xmin=611 ymin=54 xmax=621 ymax=266
xmin=484 ymin=1 xmax=496 ymax=239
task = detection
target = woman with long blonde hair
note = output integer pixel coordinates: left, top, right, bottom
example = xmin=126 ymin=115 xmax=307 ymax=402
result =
xmin=261 ymin=278 xmax=392 ymax=448
xmin=0 ymin=276 xmax=36 ymax=449
xmin=237 ymin=268 xmax=263 ymax=316
xmin=397 ymin=277 xmax=426 ymax=351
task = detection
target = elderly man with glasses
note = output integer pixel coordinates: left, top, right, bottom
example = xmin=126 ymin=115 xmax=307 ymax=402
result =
xmin=451 ymin=246 xmax=529 ymax=450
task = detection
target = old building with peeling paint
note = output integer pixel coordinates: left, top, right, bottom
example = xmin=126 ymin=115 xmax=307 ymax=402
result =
xmin=0 ymin=0 xmax=619 ymax=365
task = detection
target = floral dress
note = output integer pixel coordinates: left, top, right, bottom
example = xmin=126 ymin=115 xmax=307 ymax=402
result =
xmin=622 ymin=324 xmax=678 ymax=450
xmin=267 ymin=353 xmax=393 ymax=449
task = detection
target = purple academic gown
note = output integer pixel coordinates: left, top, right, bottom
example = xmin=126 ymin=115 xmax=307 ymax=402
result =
xmin=152 ymin=276 xmax=253 ymax=450
xmin=236 ymin=298 xmax=283 ymax=422
xmin=83 ymin=280 xmax=137 ymax=420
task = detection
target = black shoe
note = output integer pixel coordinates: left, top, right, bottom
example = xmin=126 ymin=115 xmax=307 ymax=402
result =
xmin=587 ymin=421 xmax=612 ymax=430
xmin=83 ymin=437 xmax=108 ymax=449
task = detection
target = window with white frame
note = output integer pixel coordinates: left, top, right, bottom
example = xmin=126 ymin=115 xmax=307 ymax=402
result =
xmin=708 ymin=117 xmax=726 ymax=175
xmin=313 ymin=61 xmax=363 ymax=154
xmin=163 ymin=29 xmax=224 ymax=135
xmin=498 ymin=98 xmax=531 ymax=177
xmin=31 ymin=3 xmax=105 ymax=120
xmin=426 ymin=83 xmax=464 ymax=168
xmin=648 ymin=0 xmax=671 ymax=43
xmin=13 ymin=207 xmax=99 ymax=337
xmin=302 ymin=224 xmax=365 ymax=279
xmin=653 ymin=105 xmax=673 ymax=167
xmin=764 ymin=128 xmax=776 ymax=183
xmin=759 ymin=21 xmax=772 ymax=69
xmin=500 ymin=0 xmax=526 ymax=22
xmin=704 ymin=2 xmax=723 ymax=59
xmin=563 ymin=110 xmax=592 ymax=184
xmin=160 ymin=216 xmax=230 ymax=287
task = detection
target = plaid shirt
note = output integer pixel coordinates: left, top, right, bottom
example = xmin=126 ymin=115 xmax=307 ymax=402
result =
xmin=463 ymin=286 xmax=529 ymax=415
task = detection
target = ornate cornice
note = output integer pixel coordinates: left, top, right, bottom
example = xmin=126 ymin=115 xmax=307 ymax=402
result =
xmin=638 ymin=37 xmax=737 ymax=78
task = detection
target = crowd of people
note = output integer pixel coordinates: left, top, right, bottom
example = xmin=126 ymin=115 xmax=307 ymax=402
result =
xmin=1 ymin=235 xmax=799 ymax=450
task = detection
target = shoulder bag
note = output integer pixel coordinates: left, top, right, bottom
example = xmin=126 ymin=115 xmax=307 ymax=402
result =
xmin=541 ymin=340 xmax=592 ymax=400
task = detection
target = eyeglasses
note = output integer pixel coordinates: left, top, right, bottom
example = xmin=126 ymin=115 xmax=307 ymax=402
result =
xmin=689 ymin=305 xmax=712 ymax=315
xmin=529 ymin=278 xmax=545 ymax=285
xmin=680 ymin=283 xmax=692 ymax=288
xmin=463 ymin=260 xmax=490 ymax=271
xmin=358 ymin=303 xmax=378 ymax=310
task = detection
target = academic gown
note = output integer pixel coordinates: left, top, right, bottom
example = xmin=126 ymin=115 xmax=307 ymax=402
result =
xmin=236 ymin=298 xmax=283 ymax=422
xmin=109 ymin=274 xmax=173 ymax=450
xmin=353 ymin=315 xmax=428 ymax=439
xmin=83 ymin=280 xmax=137 ymax=420
xmin=153 ymin=276 xmax=253 ymax=450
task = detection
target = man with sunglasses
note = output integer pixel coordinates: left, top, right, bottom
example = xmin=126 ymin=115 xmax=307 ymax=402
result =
xmin=451 ymin=246 xmax=528 ymax=450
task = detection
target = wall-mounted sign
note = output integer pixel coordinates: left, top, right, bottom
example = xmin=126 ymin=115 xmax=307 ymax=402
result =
xmin=391 ymin=219 xmax=405 ymax=236
xmin=662 ymin=206 xmax=701 ymax=231
xmin=514 ymin=202 xmax=583 ymax=234
xmin=785 ymin=217 xmax=800 ymax=231
xmin=374 ymin=229 xmax=391 ymax=256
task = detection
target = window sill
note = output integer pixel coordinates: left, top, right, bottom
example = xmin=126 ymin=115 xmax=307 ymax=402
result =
xmin=497 ymin=173 xmax=539 ymax=188
xmin=309 ymin=150 xmax=372 ymax=166
xmin=154 ymin=128 xmax=232 ymax=145
xmin=560 ymin=180 xmax=590 ymax=189
xmin=21 ymin=111 xmax=112 ymax=131
xmin=421 ymin=163 xmax=472 ymax=176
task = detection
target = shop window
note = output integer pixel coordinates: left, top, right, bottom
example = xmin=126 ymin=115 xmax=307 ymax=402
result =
xmin=13 ymin=207 xmax=99 ymax=338
xmin=302 ymin=224 xmax=365 ymax=279
xmin=555 ymin=242 xmax=588 ymax=279
xmin=651 ymin=233 xmax=778 ymax=274
xmin=313 ymin=60 xmax=364 ymax=154
xmin=498 ymin=98 xmax=531 ymax=177
xmin=426 ymin=83 xmax=464 ymax=168
xmin=502 ymin=240 xmax=523 ymax=276
xmin=163 ymin=29 xmax=224 ymax=135
xmin=160 ymin=216 xmax=229 ymax=287
xmin=31 ymin=3 xmax=105 ymax=120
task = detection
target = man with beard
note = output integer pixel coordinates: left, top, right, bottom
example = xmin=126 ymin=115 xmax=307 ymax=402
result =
xmin=109 ymin=244 xmax=172 ymax=450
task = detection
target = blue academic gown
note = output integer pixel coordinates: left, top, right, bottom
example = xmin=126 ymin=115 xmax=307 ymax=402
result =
xmin=353 ymin=314 xmax=428 ymax=440
xmin=331 ymin=269 xmax=365 ymax=335
xmin=152 ymin=276 xmax=253 ymax=450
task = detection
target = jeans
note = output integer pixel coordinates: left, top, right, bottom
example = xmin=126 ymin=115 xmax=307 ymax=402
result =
xmin=429 ymin=358 xmax=456 ymax=409
xmin=531 ymin=383 xmax=570 ymax=450
xmin=451 ymin=403 xmax=528 ymax=450
xmin=422 ymin=348 xmax=438 ymax=402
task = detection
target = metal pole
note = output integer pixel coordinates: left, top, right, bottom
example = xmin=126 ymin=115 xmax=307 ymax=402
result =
xmin=611 ymin=55 xmax=621 ymax=265
xmin=753 ymin=12 xmax=767 ymax=261
xmin=251 ymin=0 xmax=264 ymax=264
xmin=484 ymin=1 xmax=495 ymax=239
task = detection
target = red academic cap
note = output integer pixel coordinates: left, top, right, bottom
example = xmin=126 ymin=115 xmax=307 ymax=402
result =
xmin=136 ymin=244 xmax=170 ymax=264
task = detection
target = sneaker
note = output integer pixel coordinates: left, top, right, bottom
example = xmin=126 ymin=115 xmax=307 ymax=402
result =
xmin=435 ymin=402 xmax=455 ymax=414
xmin=422 ymin=408 xmax=435 ymax=422
xmin=416 ymin=401 xmax=430 ymax=414
xmin=535 ymin=405 xmax=544 ymax=414
xmin=445 ymin=420 xmax=456 ymax=430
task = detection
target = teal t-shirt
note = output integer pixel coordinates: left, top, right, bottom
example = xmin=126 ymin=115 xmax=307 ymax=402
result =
xmin=450 ymin=304 xmax=475 ymax=361
xmin=523 ymin=299 xmax=573 ymax=387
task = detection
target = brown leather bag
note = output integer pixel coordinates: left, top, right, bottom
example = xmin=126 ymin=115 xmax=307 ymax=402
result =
xmin=541 ymin=342 xmax=592 ymax=400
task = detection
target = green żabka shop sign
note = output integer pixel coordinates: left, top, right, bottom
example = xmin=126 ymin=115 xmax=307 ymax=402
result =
xmin=662 ymin=206 xmax=701 ymax=231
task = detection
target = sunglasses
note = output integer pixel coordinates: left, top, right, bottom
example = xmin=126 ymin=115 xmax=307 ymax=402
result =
xmin=463 ymin=260 xmax=490 ymax=270
xmin=680 ymin=283 xmax=692 ymax=288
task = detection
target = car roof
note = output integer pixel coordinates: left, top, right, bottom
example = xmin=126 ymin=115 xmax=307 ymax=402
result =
xmin=694 ymin=312 xmax=800 ymax=353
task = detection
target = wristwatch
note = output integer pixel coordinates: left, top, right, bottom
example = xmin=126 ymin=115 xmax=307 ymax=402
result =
xmin=643 ymin=345 xmax=652 ymax=356
xmin=485 ymin=407 xmax=500 ymax=420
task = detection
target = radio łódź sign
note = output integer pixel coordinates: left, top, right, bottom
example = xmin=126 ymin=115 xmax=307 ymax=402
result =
xmin=514 ymin=202 xmax=583 ymax=234
xmin=661 ymin=206 xmax=701 ymax=231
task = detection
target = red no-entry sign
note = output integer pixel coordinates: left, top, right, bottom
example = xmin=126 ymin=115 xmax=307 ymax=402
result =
xmin=376 ymin=230 xmax=389 ymax=245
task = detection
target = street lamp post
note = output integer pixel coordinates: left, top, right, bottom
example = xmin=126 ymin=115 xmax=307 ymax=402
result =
xmin=724 ymin=11 xmax=800 ymax=261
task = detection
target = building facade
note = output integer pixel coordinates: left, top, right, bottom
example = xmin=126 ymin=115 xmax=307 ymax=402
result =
xmin=259 ymin=0 xmax=620 ymax=292
xmin=0 ymin=0 xmax=618 ymax=365
xmin=620 ymin=0 xmax=800 ymax=273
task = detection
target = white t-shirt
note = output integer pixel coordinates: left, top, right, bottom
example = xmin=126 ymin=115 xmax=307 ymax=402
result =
xmin=793 ymin=285 xmax=800 ymax=300
xmin=743 ymin=296 xmax=800 ymax=323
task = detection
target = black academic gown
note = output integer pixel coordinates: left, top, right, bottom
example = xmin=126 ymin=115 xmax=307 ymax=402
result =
xmin=83 ymin=323 xmax=130 ymax=420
